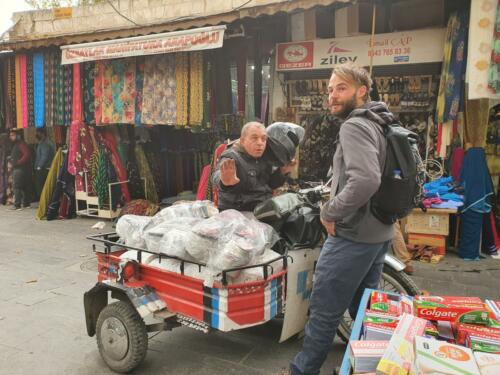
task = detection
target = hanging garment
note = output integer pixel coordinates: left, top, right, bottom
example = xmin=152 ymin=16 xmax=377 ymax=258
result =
xmin=450 ymin=147 xmax=465 ymax=181
xmin=127 ymin=155 xmax=145 ymax=199
xmin=90 ymin=147 xmax=107 ymax=205
xmin=482 ymin=211 xmax=500 ymax=254
xmin=101 ymin=60 xmax=113 ymax=124
xmin=436 ymin=11 xmax=468 ymax=123
xmin=108 ymin=58 xmax=136 ymax=124
xmin=461 ymin=147 xmax=494 ymax=214
xmin=488 ymin=1 xmax=500 ymax=95
xmin=67 ymin=120 xmax=96 ymax=182
xmin=36 ymin=147 xmax=64 ymax=220
xmin=33 ymin=52 xmax=45 ymax=128
xmin=99 ymin=130 xmax=130 ymax=202
xmin=176 ymin=52 xmax=189 ymax=126
xmin=94 ymin=61 xmax=104 ymax=125
xmin=27 ymin=54 xmax=35 ymax=128
xmin=82 ymin=62 xmax=96 ymax=124
xmin=459 ymin=210 xmax=483 ymax=260
xmin=6 ymin=57 xmax=16 ymax=129
xmin=2 ymin=57 xmax=14 ymax=129
xmin=141 ymin=55 xmax=177 ymax=125
xmin=72 ymin=63 xmax=83 ymax=122
xmin=44 ymin=51 xmax=57 ymax=127
xmin=55 ymin=58 xmax=65 ymax=126
xmin=437 ymin=120 xmax=453 ymax=158
xmin=47 ymin=151 xmax=75 ymax=220
xmin=134 ymin=144 xmax=158 ymax=203
xmin=134 ymin=57 xmax=144 ymax=126
xmin=15 ymin=55 xmax=23 ymax=129
xmin=19 ymin=54 xmax=29 ymax=128
xmin=190 ymin=52 xmax=204 ymax=126
xmin=63 ymin=64 xmax=73 ymax=126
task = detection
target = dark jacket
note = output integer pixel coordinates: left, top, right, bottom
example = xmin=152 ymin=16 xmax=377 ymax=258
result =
xmin=212 ymin=143 xmax=285 ymax=211
xmin=320 ymin=101 xmax=395 ymax=244
xmin=10 ymin=140 xmax=31 ymax=171
xmin=35 ymin=138 xmax=56 ymax=169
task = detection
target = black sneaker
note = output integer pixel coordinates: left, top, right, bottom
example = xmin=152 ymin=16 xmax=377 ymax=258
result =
xmin=9 ymin=206 xmax=22 ymax=211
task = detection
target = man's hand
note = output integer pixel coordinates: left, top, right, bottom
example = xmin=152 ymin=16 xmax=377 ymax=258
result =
xmin=219 ymin=159 xmax=240 ymax=186
xmin=320 ymin=217 xmax=336 ymax=236
xmin=280 ymin=159 xmax=297 ymax=175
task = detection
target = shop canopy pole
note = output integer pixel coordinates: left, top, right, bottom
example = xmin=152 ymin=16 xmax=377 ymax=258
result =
xmin=369 ymin=2 xmax=377 ymax=76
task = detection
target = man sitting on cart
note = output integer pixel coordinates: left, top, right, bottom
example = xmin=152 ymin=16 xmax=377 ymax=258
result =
xmin=212 ymin=121 xmax=302 ymax=212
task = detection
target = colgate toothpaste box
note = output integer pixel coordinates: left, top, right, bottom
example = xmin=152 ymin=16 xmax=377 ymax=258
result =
xmin=486 ymin=300 xmax=500 ymax=321
xmin=370 ymin=291 xmax=400 ymax=315
xmin=455 ymin=323 xmax=500 ymax=346
xmin=364 ymin=322 xmax=395 ymax=341
xmin=349 ymin=340 xmax=388 ymax=374
xmin=414 ymin=296 xmax=489 ymax=324
xmin=364 ymin=310 xmax=400 ymax=328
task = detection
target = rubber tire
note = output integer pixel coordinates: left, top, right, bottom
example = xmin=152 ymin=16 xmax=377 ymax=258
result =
xmin=96 ymin=301 xmax=148 ymax=373
xmin=336 ymin=264 xmax=420 ymax=343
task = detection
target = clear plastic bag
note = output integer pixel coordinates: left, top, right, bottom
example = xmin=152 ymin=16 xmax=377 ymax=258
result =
xmin=144 ymin=217 xmax=202 ymax=254
xmin=230 ymin=249 xmax=284 ymax=284
xmin=152 ymin=201 xmax=218 ymax=225
xmin=115 ymin=214 xmax=152 ymax=248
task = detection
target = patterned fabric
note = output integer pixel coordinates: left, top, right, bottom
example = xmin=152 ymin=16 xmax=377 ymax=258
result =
xmin=111 ymin=59 xmax=136 ymax=124
xmin=36 ymin=147 xmax=64 ymax=220
xmin=72 ymin=63 xmax=82 ymax=122
xmin=68 ymin=120 xmax=95 ymax=177
xmin=19 ymin=54 xmax=29 ymax=128
xmin=141 ymin=55 xmax=177 ymax=125
xmin=15 ymin=55 xmax=23 ymax=129
xmin=93 ymin=147 xmax=109 ymax=206
xmin=33 ymin=52 xmax=45 ymax=128
xmin=55 ymin=60 xmax=64 ymax=126
xmin=94 ymin=61 xmax=104 ymax=125
xmin=4 ymin=56 xmax=16 ymax=129
xmin=118 ymin=199 xmax=159 ymax=217
xmin=44 ymin=51 xmax=57 ymax=127
xmin=63 ymin=64 xmax=73 ymax=126
xmin=189 ymin=52 xmax=204 ymax=126
xmin=134 ymin=144 xmax=158 ymax=203
xmin=27 ymin=54 xmax=35 ymax=128
xmin=488 ymin=1 xmax=500 ymax=94
xmin=436 ymin=11 xmax=468 ymax=124
xmin=135 ymin=57 xmax=144 ymax=125
xmin=101 ymin=61 xmax=113 ymax=124
xmin=82 ymin=62 xmax=96 ymax=124
xmin=176 ymin=53 xmax=189 ymax=126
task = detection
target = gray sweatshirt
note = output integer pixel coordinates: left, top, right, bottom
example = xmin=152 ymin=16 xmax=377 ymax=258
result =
xmin=320 ymin=101 xmax=395 ymax=244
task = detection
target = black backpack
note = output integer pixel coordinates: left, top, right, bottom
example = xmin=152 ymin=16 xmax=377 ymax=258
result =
xmin=370 ymin=124 xmax=424 ymax=225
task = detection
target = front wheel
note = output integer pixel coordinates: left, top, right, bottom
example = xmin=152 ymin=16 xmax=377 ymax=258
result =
xmin=336 ymin=264 xmax=420 ymax=343
xmin=96 ymin=301 xmax=148 ymax=373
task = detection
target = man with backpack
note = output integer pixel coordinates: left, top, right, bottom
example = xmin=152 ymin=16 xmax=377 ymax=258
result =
xmin=280 ymin=64 xmax=401 ymax=375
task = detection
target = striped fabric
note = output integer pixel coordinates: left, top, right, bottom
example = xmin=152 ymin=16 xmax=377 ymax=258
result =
xmin=15 ymin=55 xmax=23 ymax=129
xmin=33 ymin=52 xmax=45 ymax=128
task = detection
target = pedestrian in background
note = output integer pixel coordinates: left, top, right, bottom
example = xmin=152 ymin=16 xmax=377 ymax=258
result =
xmin=8 ymin=129 xmax=32 ymax=210
xmin=34 ymin=128 xmax=55 ymax=200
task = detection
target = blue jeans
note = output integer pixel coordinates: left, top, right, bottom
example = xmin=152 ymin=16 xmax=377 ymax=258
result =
xmin=290 ymin=236 xmax=390 ymax=375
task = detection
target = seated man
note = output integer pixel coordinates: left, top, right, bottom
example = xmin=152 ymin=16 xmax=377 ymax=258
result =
xmin=212 ymin=121 xmax=299 ymax=212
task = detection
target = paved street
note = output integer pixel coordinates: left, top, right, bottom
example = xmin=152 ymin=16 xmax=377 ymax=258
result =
xmin=0 ymin=206 xmax=499 ymax=375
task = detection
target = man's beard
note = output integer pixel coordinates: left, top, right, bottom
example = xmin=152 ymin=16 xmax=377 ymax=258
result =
xmin=331 ymin=94 xmax=358 ymax=119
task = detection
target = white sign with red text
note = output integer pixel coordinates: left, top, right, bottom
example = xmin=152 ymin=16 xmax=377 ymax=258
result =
xmin=276 ymin=28 xmax=445 ymax=71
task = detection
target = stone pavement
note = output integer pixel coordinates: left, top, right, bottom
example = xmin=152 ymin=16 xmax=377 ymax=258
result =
xmin=0 ymin=205 xmax=499 ymax=375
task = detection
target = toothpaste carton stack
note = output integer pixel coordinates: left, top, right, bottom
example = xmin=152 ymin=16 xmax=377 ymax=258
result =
xmin=349 ymin=340 xmax=388 ymax=374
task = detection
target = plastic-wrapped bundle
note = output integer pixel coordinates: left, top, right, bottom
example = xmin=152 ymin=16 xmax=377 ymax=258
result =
xmin=159 ymin=228 xmax=193 ymax=259
xmin=230 ymin=249 xmax=284 ymax=284
xmin=152 ymin=200 xmax=218 ymax=225
xmin=115 ymin=214 xmax=152 ymax=248
xmin=144 ymin=217 xmax=202 ymax=254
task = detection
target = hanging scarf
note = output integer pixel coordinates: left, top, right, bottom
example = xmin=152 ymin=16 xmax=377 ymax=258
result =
xmin=55 ymin=60 xmax=64 ymax=126
xmin=63 ymin=64 xmax=73 ymax=126
xmin=33 ymin=52 xmax=45 ymax=128
xmin=135 ymin=57 xmax=144 ymax=126
xmin=176 ymin=52 xmax=189 ymax=126
xmin=72 ymin=63 xmax=82 ymax=122
xmin=99 ymin=130 xmax=130 ymax=202
xmin=44 ymin=51 xmax=57 ymax=127
xmin=134 ymin=144 xmax=159 ymax=203
xmin=27 ymin=54 xmax=35 ymax=128
xmin=189 ymin=52 xmax=204 ymax=126
xmin=19 ymin=54 xmax=29 ymax=129
xmin=94 ymin=61 xmax=104 ymax=125
xmin=141 ymin=55 xmax=177 ymax=125
xmin=110 ymin=58 xmax=136 ymax=124
xmin=67 ymin=120 xmax=95 ymax=177
xmin=101 ymin=60 xmax=113 ymax=124
xmin=15 ymin=55 xmax=23 ymax=129
xmin=82 ymin=62 xmax=96 ymax=124
xmin=3 ymin=56 xmax=16 ymax=129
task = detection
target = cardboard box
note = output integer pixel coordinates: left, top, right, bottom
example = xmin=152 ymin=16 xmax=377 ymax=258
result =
xmin=414 ymin=296 xmax=489 ymax=324
xmin=455 ymin=324 xmax=500 ymax=346
xmin=364 ymin=323 xmax=395 ymax=341
xmin=474 ymin=352 xmax=500 ymax=375
xmin=369 ymin=291 xmax=414 ymax=315
xmin=376 ymin=314 xmax=427 ymax=375
xmin=466 ymin=334 xmax=500 ymax=354
xmin=364 ymin=310 xmax=400 ymax=328
xmin=406 ymin=209 xmax=449 ymax=235
xmin=349 ymin=340 xmax=388 ymax=374
xmin=414 ymin=336 xmax=480 ymax=375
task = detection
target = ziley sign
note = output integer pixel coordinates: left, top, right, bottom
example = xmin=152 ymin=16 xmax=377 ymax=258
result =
xmin=276 ymin=28 xmax=445 ymax=71
xmin=61 ymin=25 xmax=226 ymax=65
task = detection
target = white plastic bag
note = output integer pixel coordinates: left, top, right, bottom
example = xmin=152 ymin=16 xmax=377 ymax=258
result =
xmin=115 ymin=214 xmax=152 ymax=248
xmin=152 ymin=200 xmax=218 ymax=225
xmin=144 ymin=217 xmax=202 ymax=254
xmin=230 ymin=249 xmax=284 ymax=284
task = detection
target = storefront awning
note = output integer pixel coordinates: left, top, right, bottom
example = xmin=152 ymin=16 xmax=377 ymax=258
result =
xmin=60 ymin=25 xmax=226 ymax=64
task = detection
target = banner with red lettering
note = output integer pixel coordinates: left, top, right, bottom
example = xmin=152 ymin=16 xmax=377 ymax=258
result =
xmin=61 ymin=25 xmax=226 ymax=65
xmin=276 ymin=28 xmax=445 ymax=71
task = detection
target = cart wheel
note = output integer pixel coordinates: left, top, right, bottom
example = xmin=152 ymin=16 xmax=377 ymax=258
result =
xmin=96 ymin=301 xmax=148 ymax=373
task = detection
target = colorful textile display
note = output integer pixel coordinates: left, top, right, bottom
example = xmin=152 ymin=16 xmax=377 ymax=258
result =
xmin=141 ymin=55 xmax=177 ymax=125
xmin=67 ymin=120 xmax=96 ymax=188
xmin=111 ymin=59 xmax=136 ymax=124
xmin=189 ymin=52 xmax=204 ymax=126
xmin=15 ymin=55 xmax=23 ymax=129
xmin=3 ymin=56 xmax=16 ymax=129
xmin=55 ymin=58 xmax=64 ymax=126
xmin=101 ymin=60 xmax=113 ymax=124
xmin=94 ymin=61 xmax=104 ymax=125
xmin=134 ymin=57 xmax=144 ymax=125
xmin=72 ymin=63 xmax=82 ymax=122
xmin=488 ymin=0 xmax=500 ymax=95
xmin=467 ymin=0 xmax=500 ymax=99
xmin=82 ymin=62 xmax=96 ymax=124
xmin=436 ymin=11 xmax=468 ymax=124
xmin=450 ymin=147 xmax=465 ymax=181
xmin=46 ymin=151 xmax=76 ymax=220
xmin=44 ymin=50 xmax=57 ymax=127
xmin=33 ymin=52 xmax=45 ymax=128
xmin=27 ymin=54 xmax=35 ymax=128
xmin=176 ymin=52 xmax=189 ymax=126
xmin=63 ymin=64 xmax=73 ymax=126
xmin=19 ymin=54 xmax=29 ymax=128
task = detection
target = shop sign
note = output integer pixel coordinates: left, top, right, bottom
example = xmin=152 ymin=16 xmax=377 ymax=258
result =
xmin=276 ymin=28 xmax=445 ymax=71
xmin=61 ymin=25 xmax=226 ymax=65
xmin=53 ymin=7 xmax=73 ymax=19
